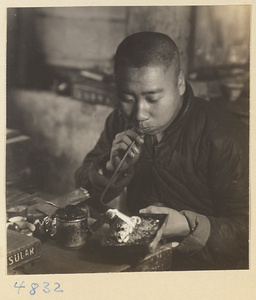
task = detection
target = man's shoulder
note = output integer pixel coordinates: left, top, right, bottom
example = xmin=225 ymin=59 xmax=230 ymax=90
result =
xmin=191 ymin=96 xmax=248 ymax=148
xmin=106 ymin=108 xmax=120 ymax=120
xmin=105 ymin=108 xmax=129 ymax=133
xmin=192 ymin=96 xmax=225 ymax=120
xmin=106 ymin=108 xmax=125 ymax=124
xmin=192 ymin=96 xmax=245 ymax=130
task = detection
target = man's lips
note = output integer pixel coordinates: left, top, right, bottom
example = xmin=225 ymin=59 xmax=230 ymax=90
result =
xmin=132 ymin=122 xmax=154 ymax=134
xmin=139 ymin=126 xmax=153 ymax=134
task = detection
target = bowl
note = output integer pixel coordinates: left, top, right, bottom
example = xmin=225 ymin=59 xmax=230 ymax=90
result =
xmin=100 ymin=213 xmax=168 ymax=256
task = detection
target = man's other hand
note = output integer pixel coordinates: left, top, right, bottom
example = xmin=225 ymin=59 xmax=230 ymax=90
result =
xmin=139 ymin=206 xmax=190 ymax=238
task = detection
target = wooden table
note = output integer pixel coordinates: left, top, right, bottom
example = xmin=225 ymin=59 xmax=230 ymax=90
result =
xmin=12 ymin=223 xmax=173 ymax=274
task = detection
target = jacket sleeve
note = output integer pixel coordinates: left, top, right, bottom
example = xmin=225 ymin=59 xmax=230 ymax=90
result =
xmin=74 ymin=109 xmax=134 ymax=208
xmin=174 ymin=125 xmax=249 ymax=270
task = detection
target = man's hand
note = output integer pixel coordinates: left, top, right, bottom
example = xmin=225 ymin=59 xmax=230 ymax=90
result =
xmin=106 ymin=129 xmax=144 ymax=174
xmin=139 ymin=206 xmax=190 ymax=238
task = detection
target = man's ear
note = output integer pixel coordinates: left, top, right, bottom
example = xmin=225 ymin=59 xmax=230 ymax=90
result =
xmin=178 ymin=70 xmax=186 ymax=96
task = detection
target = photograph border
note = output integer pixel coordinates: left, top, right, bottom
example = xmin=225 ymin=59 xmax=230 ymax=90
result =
xmin=1 ymin=0 xmax=256 ymax=299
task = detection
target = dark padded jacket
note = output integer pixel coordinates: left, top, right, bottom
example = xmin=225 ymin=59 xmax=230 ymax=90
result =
xmin=75 ymin=84 xmax=249 ymax=270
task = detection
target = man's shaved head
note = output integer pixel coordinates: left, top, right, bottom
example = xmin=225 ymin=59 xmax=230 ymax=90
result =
xmin=114 ymin=32 xmax=180 ymax=76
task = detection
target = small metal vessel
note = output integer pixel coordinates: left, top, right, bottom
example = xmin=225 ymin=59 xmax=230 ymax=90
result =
xmin=55 ymin=206 xmax=90 ymax=249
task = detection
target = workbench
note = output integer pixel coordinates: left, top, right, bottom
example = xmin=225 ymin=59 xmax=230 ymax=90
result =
xmin=6 ymin=188 xmax=173 ymax=274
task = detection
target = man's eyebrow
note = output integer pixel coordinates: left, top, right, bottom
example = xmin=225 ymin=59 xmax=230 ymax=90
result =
xmin=141 ymin=89 xmax=164 ymax=95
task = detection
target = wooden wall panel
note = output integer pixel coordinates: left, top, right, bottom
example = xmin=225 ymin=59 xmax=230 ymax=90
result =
xmin=36 ymin=17 xmax=125 ymax=69
xmin=35 ymin=7 xmax=126 ymax=69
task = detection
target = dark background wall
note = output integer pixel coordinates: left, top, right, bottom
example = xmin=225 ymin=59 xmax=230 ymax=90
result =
xmin=6 ymin=6 xmax=250 ymax=195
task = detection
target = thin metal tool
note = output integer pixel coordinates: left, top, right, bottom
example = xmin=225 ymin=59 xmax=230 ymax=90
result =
xmin=100 ymin=129 xmax=145 ymax=206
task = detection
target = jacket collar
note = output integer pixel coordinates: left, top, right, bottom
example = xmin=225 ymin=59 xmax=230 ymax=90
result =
xmin=164 ymin=81 xmax=194 ymax=134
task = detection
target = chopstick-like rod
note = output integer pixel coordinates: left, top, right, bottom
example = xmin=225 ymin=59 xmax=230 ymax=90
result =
xmin=111 ymin=140 xmax=136 ymax=179
xmin=100 ymin=140 xmax=136 ymax=206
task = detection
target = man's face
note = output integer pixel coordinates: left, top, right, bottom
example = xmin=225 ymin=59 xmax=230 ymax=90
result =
xmin=116 ymin=65 xmax=185 ymax=136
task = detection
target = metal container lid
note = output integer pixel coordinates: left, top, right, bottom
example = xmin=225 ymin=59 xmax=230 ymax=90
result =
xmin=55 ymin=205 xmax=87 ymax=221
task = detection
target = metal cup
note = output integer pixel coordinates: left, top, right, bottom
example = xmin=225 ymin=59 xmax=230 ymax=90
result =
xmin=54 ymin=208 xmax=91 ymax=249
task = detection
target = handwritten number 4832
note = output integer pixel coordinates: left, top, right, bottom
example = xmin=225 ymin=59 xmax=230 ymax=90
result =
xmin=14 ymin=281 xmax=63 ymax=294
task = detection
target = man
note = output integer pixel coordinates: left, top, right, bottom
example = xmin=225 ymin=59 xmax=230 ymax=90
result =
xmin=75 ymin=32 xmax=249 ymax=270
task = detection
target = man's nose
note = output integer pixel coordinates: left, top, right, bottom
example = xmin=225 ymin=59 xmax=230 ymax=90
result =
xmin=136 ymin=100 xmax=149 ymax=121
